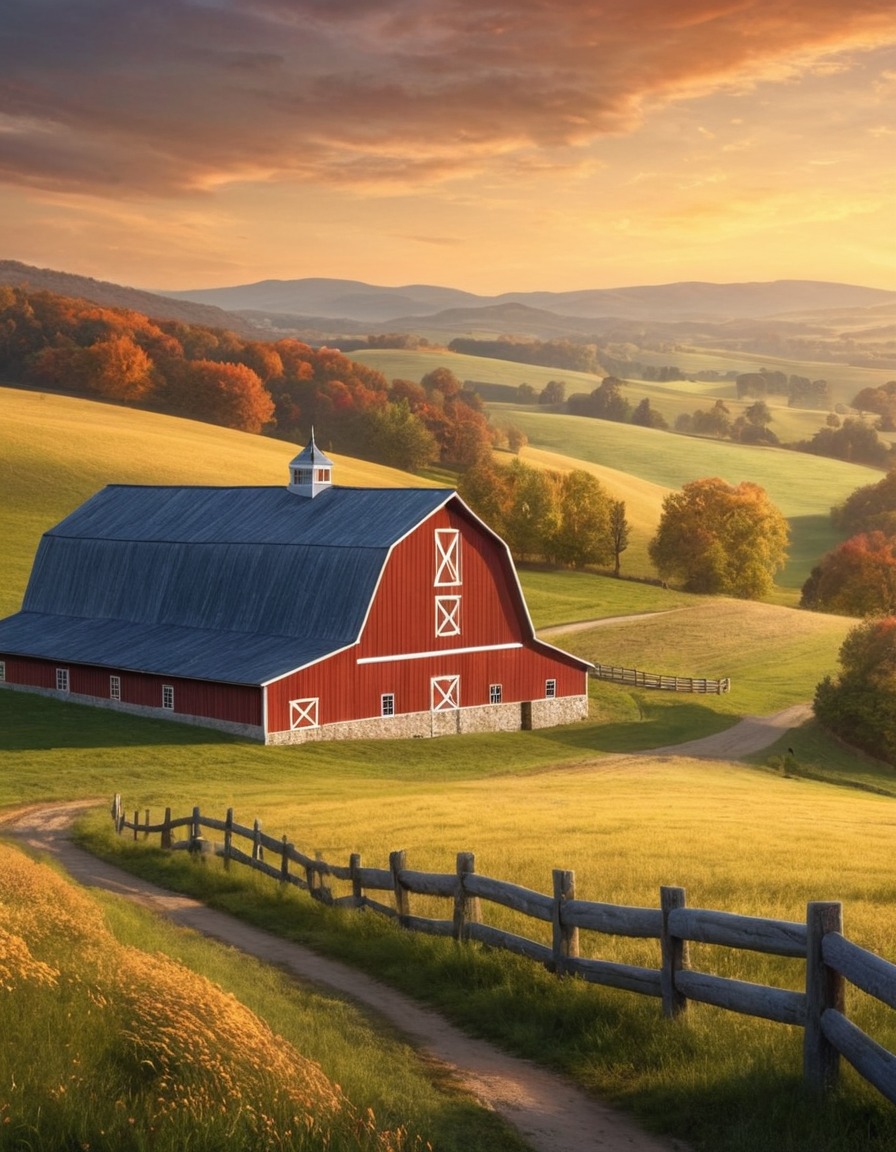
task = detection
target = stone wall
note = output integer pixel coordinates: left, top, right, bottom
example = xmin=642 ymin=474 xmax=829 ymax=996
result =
xmin=266 ymin=695 xmax=589 ymax=745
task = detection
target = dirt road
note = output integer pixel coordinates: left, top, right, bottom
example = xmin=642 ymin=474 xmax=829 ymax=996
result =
xmin=4 ymin=711 xmax=809 ymax=1152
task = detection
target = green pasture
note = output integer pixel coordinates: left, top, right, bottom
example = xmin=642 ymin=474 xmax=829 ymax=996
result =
xmin=4 ymin=383 xmax=896 ymax=1151
xmin=493 ymin=407 xmax=881 ymax=591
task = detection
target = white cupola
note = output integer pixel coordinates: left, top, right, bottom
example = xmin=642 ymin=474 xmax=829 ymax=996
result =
xmin=287 ymin=430 xmax=334 ymax=498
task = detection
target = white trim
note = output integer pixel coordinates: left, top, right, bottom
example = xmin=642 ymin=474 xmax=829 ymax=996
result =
xmin=290 ymin=697 xmax=319 ymax=729
xmin=162 ymin=683 xmax=174 ymax=710
xmin=109 ymin=674 xmax=121 ymax=701
xmin=431 ymin=674 xmax=460 ymax=711
xmin=434 ymin=528 xmax=461 ymax=586
xmin=358 ymin=641 xmax=522 ymax=666
xmin=435 ymin=594 xmax=461 ymax=637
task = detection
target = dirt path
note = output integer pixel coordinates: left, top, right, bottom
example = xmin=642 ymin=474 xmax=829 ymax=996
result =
xmin=3 ymin=712 xmax=807 ymax=1152
xmin=3 ymin=800 xmax=689 ymax=1152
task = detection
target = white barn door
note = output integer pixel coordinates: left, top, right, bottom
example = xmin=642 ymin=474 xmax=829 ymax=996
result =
xmin=431 ymin=675 xmax=460 ymax=711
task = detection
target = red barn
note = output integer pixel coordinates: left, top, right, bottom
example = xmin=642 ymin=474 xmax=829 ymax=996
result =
xmin=0 ymin=440 xmax=591 ymax=743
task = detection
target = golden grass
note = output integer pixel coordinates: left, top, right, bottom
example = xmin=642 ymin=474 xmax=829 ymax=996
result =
xmin=0 ymin=841 xmax=424 ymax=1151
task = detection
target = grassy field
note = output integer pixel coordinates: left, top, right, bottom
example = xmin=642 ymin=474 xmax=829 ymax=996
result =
xmin=349 ymin=348 xmax=885 ymax=594
xmin=4 ymin=386 xmax=896 ymax=1152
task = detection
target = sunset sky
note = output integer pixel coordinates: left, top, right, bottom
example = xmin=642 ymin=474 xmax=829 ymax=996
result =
xmin=1 ymin=1 xmax=895 ymax=294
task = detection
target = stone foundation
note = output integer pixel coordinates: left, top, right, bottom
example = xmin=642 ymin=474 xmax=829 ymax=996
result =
xmin=266 ymin=695 xmax=589 ymax=745
xmin=1 ymin=681 xmax=588 ymax=746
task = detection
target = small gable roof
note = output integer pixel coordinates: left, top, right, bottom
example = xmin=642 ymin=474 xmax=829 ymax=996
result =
xmin=0 ymin=485 xmax=453 ymax=684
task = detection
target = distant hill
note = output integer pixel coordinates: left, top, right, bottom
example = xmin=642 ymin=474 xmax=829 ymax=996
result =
xmin=166 ymin=275 xmax=896 ymax=326
xmin=0 ymin=260 xmax=259 ymax=337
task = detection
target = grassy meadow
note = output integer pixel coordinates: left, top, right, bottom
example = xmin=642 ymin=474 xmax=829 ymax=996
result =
xmin=3 ymin=385 xmax=896 ymax=1151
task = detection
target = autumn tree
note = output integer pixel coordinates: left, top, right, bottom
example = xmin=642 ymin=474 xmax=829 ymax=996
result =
xmin=814 ymin=617 xmax=896 ymax=765
xmin=82 ymin=334 xmax=156 ymax=403
xmin=648 ymin=477 xmax=789 ymax=597
xmin=798 ymin=417 xmax=891 ymax=467
xmin=181 ymin=360 xmax=274 ymax=433
xmin=800 ymin=532 xmax=896 ymax=617
xmin=501 ymin=460 xmax=561 ymax=562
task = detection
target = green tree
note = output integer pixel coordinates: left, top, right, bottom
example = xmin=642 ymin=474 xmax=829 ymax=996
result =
xmin=362 ymin=400 xmax=437 ymax=472
xmin=501 ymin=460 xmax=560 ymax=562
xmin=648 ymin=477 xmax=789 ymax=597
xmin=814 ymin=617 xmax=896 ymax=765
xmin=609 ymin=500 xmax=630 ymax=578
xmin=833 ymin=466 xmax=896 ymax=537
xmin=538 ymin=379 xmax=566 ymax=406
xmin=630 ymin=397 xmax=668 ymax=430
xmin=549 ymin=470 xmax=613 ymax=569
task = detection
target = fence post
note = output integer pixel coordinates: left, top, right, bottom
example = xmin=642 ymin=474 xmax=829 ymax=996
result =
xmin=390 ymin=849 xmax=410 ymax=927
xmin=350 ymin=852 xmax=364 ymax=908
xmin=454 ymin=852 xmax=481 ymax=942
xmin=133 ymin=809 xmax=139 ymax=842
xmin=191 ymin=805 xmax=200 ymax=841
xmin=161 ymin=807 xmax=172 ymax=850
xmin=252 ymin=819 xmax=263 ymax=862
xmin=552 ymin=869 xmax=579 ymax=976
xmin=804 ymin=901 xmax=845 ymax=1095
xmin=223 ymin=808 xmax=233 ymax=870
xmin=661 ymin=886 xmax=689 ymax=1018
xmin=281 ymin=836 xmax=290 ymax=886
xmin=144 ymin=808 xmax=150 ymax=840
xmin=111 ymin=794 xmax=121 ymax=826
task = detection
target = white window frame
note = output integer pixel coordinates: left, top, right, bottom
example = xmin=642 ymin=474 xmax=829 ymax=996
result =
xmin=489 ymin=683 xmax=502 ymax=705
xmin=0 ymin=660 xmax=5 ymax=682
xmin=545 ymin=678 xmax=557 ymax=698
xmin=110 ymin=675 xmax=121 ymax=701
xmin=56 ymin=668 xmax=69 ymax=693
xmin=434 ymin=528 xmax=461 ymax=586
xmin=431 ymin=674 xmax=460 ymax=712
xmin=435 ymin=594 xmax=461 ymax=637
xmin=162 ymin=684 xmax=174 ymax=710
xmin=289 ymin=697 xmax=319 ymax=730
xmin=381 ymin=693 xmax=395 ymax=717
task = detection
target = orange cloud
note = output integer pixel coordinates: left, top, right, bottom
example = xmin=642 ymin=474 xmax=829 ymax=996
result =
xmin=1 ymin=0 xmax=894 ymax=198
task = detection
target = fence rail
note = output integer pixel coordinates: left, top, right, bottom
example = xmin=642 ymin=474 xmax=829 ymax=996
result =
xmin=112 ymin=795 xmax=896 ymax=1108
xmin=591 ymin=664 xmax=731 ymax=694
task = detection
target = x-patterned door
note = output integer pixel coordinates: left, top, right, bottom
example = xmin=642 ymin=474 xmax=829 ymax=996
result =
xmin=431 ymin=675 xmax=460 ymax=711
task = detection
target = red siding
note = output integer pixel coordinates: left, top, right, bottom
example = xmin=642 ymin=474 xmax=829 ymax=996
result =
xmin=265 ymin=502 xmax=588 ymax=733
xmin=3 ymin=656 xmax=262 ymax=727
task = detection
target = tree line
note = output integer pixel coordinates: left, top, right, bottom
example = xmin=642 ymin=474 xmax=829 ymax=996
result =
xmin=0 ymin=287 xmax=522 ymax=473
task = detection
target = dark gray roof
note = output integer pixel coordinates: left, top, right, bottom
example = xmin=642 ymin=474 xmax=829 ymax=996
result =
xmin=0 ymin=485 xmax=453 ymax=684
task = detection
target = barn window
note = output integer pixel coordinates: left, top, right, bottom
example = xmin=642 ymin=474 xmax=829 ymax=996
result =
xmin=110 ymin=675 xmax=121 ymax=701
xmin=545 ymin=679 xmax=557 ymax=698
xmin=381 ymin=693 xmax=395 ymax=717
xmin=490 ymin=684 xmax=502 ymax=705
xmin=435 ymin=595 xmax=461 ymax=637
xmin=289 ymin=697 xmax=319 ymax=729
xmin=431 ymin=675 xmax=460 ymax=711
xmin=0 ymin=660 xmax=5 ymax=682
xmin=162 ymin=684 xmax=174 ymax=710
xmin=434 ymin=529 xmax=461 ymax=586
xmin=56 ymin=668 xmax=69 ymax=693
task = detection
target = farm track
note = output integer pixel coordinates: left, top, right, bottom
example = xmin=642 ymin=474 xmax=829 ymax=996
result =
xmin=3 ymin=705 xmax=807 ymax=1152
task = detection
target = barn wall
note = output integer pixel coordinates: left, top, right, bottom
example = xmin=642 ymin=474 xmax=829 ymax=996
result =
xmin=0 ymin=656 xmax=262 ymax=730
xmin=266 ymin=694 xmax=589 ymax=745
xmin=266 ymin=645 xmax=588 ymax=735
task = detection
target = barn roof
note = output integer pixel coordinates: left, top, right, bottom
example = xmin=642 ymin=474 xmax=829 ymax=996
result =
xmin=0 ymin=485 xmax=454 ymax=684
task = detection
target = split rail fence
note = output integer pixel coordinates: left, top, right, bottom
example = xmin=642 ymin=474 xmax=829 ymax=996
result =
xmin=112 ymin=795 xmax=896 ymax=1107
xmin=591 ymin=663 xmax=731 ymax=694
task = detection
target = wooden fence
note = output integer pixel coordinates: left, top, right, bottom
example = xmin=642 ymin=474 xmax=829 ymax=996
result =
xmin=111 ymin=795 xmax=896 ymax=1107
xmin=591 ymin=663 xmax=731 ymax=694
